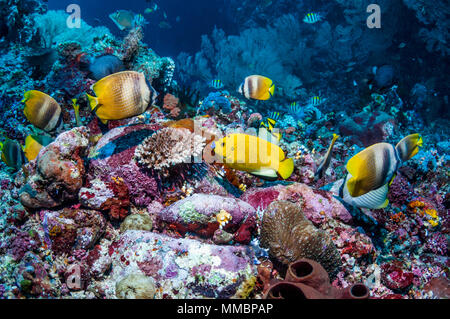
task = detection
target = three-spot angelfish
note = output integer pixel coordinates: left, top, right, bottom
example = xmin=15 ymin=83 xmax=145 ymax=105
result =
xmin=211 ymin=133 xmax=294 ymax=181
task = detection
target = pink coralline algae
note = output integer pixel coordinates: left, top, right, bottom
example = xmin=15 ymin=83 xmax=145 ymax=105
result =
xmin=18 ymin=127 xmax=90 ymax=209
xmin=8 ymin=229 xmax=41 ymax=261
xmin=41 ymin=208 xmax=106 ymax=255
xmin=387 ymin=173 xmax=414 ymax=207
xmin=104 ymin=230 xmax=256 ymax=299
xmin=156 ymin=194 xmax=257 ymax=241
xmin=381 ymin=261 xmax=415 ymax=291
xmin=87 ymin=124 xmax=159 ymax=207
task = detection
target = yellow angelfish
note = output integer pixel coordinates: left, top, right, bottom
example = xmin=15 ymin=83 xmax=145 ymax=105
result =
xmin=212 ymin=133 xmax=294 ymax=181
xmin=22 ymin=90 xmax=62 ymax=132
xmin=23 ymin=135 xmax=53 ymax=161
xmin=238 ymin=75 xmax=275 ymax=100
xmin=86 ymin=71 xmax=156 ymax=124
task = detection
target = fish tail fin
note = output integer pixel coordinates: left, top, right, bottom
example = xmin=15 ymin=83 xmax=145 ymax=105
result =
xmin=332 ymin=133 xmax=340 ymax=142
xmin=86 ymin=94 xmax=99 ymax=112
xmin=269 ymin=83 xmax=275 ymax=97
xmin=278 ymin=157 xmax=294 ymax=180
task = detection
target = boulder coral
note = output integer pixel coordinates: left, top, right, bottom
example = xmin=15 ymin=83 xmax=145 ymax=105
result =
xmin=260 ymin=201 xmax=342 ymax=279
xmin=156 ymin=193 xmax=257 ymax=243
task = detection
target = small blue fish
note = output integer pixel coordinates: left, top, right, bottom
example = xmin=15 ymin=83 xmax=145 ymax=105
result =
xmin=309 ymin=96 xmax=324 ymax=106
xmin=303 ymin=13 xmax=323 ymax=24
xmin=267 ymin=111 xmax=280 ymax=121
xmin=288 ymin=101 xmax=302 ymax=114
xmin=133 ymin=14 xmax=148 ymax=28
xmin=210 ymin=79 xmax=224 ymax=89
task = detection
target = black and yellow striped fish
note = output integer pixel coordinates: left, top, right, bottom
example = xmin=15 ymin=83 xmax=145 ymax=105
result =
xmin=309 ymin=96 xmax=323 ymax=106
xmin=0 ymin=138 xmax=26 ymax=170
xmin=288 ymin=101 xmax=302 ymax=114
xmin=332 ymin=133 xmax=423 ymax=209
xmin=260 ymin=112 xmax=281 ymax=143
xmin=303 ymin=13 xmax=323 ymax=24
xmin=238 ymin=75 xmax=275 ymax=100
xmin=210 ymin=79 xmax=224 ymax=89
xmin=22 ymin=90 xmax=62 ymax=132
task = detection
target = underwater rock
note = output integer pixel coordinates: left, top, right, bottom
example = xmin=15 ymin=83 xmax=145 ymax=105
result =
xmin=41 ymin=208 xmax=106 ymax=255
xmin=156 ymin=194 xmax=257 ymax=241
xmin=87 ymin=124 xmax=159 ymax=207
xmin=13 ymin=252 xmax=60 ymax=298
xmin=80 ymin=176 xmax=130 ymax=220
xmin=106 ymin=230 xmax=256 ymax=299
xmin=241 ymin=182 xmax=352 ymax=225
xmin=260 ymin=201 xmax=342 ymax=279
xmin=115 ymin=273 xmax=156 ymax=299
xmin=338 ymin=110 xmax=395 ymax=147
xmin=19 ymin=127 xmax=90 ymax=209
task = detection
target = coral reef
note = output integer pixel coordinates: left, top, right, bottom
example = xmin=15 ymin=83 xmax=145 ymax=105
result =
xmin=18 ymin=127 xmax=90 ymax=209
xmin=102 ymin=230 xmax=256 ymax=299
xmin=260 ymin=201 xmax=342 ymax=279
xmin=0 ymin=0 xmax=448 ymax=302
xmin=264 ymin=258 xmax=369 ymax=299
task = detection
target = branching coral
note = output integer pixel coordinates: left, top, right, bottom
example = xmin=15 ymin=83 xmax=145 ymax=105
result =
xmin=260 ymin=200 xmax=342 ymax=279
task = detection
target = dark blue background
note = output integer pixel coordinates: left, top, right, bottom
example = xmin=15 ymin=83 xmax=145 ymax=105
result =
xmin=47 ymin=0 xmax=235 ymax=57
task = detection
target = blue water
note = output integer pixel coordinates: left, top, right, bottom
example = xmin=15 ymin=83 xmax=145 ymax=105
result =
xmin=47 ymin=0 xmax=236 ymax=57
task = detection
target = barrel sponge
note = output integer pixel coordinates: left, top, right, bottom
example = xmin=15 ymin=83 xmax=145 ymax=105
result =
xmin=115 ymin=273 xmax=156 ymax=299
xmin=260 ymin=200 xmax=342 ymax=279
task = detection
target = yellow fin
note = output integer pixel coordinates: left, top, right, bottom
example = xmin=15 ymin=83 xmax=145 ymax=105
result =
xmin=86 ymin=93 xmax=99 ymax=112
xmin=269 ymin=83 xmax=275 ymax=97
xmin=278 ymin=157 xmax=294 ymax=180
xmin=250 ymin=169 xmax=278 ymax=181
xmin=100 ymin=118 xmax=108 ymax=125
